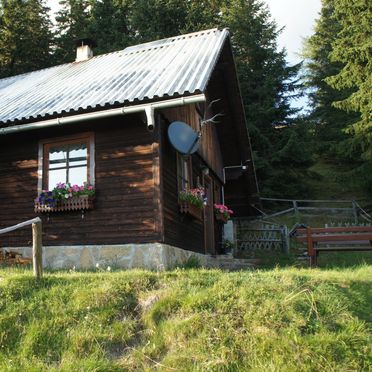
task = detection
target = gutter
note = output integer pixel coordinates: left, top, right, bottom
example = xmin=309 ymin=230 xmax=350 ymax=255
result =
xmin=0 ymin=94 xmax=206 ymax=135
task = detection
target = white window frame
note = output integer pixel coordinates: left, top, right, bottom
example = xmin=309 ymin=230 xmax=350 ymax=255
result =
xmin=37 ymin=132 xmax=95 ymax=193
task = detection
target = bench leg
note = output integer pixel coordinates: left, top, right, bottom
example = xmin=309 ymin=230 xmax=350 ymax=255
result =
xmin=314 ymin=251 xmax=319 ymax=267
xmin=309 ymin=250 xmax=319 ymax=268
xmin=310 ymin=254 xmax=316 ymax=268
xmin=306 ymin=227 xmax=316 ymax=268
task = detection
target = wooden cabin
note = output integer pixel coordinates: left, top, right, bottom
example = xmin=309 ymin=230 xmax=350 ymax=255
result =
xmin=0 ymin=29 xmax=259 ymax=269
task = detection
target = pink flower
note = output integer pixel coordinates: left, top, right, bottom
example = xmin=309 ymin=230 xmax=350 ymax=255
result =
xmin=214 ymin=204 xmax=234 ymax=216
xmin=88 ymin=186 xmax=94 ymax=190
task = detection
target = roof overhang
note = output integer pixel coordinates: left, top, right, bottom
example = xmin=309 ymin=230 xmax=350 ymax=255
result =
xmin=0 ymin=28 xmax=228 ymax=126
xmin=0 ymin=94 xmax=206 ymax=135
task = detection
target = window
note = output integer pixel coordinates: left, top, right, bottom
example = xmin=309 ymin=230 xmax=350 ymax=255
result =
xmin=177 ymin=153 xmax=192 ymax=191
xmin=38 ymin=133 xmax=94 ymax=192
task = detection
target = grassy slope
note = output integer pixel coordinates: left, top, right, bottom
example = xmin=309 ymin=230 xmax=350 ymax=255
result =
xmin=0 ymin=267 xmax=371 ymax=371
xmin=307 ymin=159 xmax=369 ymax=201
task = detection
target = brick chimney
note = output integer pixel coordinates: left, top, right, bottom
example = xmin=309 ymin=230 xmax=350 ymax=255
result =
xmin=75 ymin=38 xmax=96 ymax=62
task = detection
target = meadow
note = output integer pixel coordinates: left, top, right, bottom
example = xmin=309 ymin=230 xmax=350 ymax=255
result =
xmin=0 ymin=265 xmax=371 ymax=371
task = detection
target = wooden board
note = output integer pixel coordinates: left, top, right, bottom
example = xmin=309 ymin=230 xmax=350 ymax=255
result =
xmin=0 ymin=115 xmax=160 ymax=247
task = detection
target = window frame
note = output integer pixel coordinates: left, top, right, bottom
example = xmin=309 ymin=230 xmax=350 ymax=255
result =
xmin=177 ymin=153 xmax=193 ymax=192
xmin=37 ymin=132 xmax=95 ymax=193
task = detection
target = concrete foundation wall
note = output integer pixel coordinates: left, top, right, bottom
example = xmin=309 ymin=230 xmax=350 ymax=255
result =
xmin=4 ymin=244 xmax=209 ymax=270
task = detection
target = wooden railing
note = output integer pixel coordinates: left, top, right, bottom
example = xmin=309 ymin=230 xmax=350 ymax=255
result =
xmin=261 ymin=197 xmax=361 ymax=221
xmin=0 ymin=217 xmax=43 ymax=278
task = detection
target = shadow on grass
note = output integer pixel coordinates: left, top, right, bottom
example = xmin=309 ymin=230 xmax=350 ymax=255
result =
xmin=249 ymin=243 xmax=372 ymax=270
xmin=317 ymin=251 xmax=372 ymax=268
xmin=337 ymin=281 xmax=372 ymax=323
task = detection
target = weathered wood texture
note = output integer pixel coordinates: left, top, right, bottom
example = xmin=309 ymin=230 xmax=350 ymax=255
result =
xmin=162 ymin=104 xmax=224 ymax=181
xmin=0 ymin=115 xmax=160 ymax=246
xmin=159 ymin=118 xmax=205 ymax=253
xmin=32 ymin=219 xmax=43 ymax=278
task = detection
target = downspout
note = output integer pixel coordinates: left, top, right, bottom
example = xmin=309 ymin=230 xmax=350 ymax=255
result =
xmin=0 ymin=94 xmax=206 ymax=135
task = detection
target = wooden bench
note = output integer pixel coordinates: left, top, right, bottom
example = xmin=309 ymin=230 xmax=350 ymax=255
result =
xmin=294 ymin=226 xmax=372 ymax=267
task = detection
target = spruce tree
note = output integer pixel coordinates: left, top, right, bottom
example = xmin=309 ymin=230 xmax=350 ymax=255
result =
xmin=89 ymin=0 xmax=133 ymax=54
xmin=0 ymin=0 xmax=53 ymax=78
xmin=304 ymin=0 xmax=359 ymax=158
xmin=219 ymin=0 xmax=304 ymax=196
xmin=54 ymin=0 xmax=93 ymax=63
xmin=326 ymin=0 xmax=372 ymax=160
xmin=129 ymin=0 xmax=186 ymax=41
xmin=304 ymin=0 xmax=371 ymax=192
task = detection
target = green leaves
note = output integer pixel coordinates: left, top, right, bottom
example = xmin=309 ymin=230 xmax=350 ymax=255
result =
xmin=326 ymin=0 xmax=372 ymax=159
xmin=0 ymin=0 xmax=53 ymax=78
xmin=303 ymin=0 xmax=372 ymax=193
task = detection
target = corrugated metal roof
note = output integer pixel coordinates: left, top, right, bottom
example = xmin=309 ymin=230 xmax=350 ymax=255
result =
xmin=0 ymin=28 xmax=229 ymax=125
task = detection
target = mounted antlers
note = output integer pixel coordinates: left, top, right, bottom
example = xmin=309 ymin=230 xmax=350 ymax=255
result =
xmin=196 ymin=99 xmax=224 ymax=129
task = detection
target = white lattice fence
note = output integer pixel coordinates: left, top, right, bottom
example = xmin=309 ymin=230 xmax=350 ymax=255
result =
xmin=235 ymin=220 xmax=289 ymax=257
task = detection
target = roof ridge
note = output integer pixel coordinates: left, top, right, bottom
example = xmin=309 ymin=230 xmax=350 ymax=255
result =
xmin=0 ymin=28 xmax=226 ymax=83
xmin=123 ymin=28 xmax=221 ymax=54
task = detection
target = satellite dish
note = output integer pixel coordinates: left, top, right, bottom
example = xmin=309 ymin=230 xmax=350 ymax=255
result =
xmin=168 ymin=121 xmax=200 ymax=155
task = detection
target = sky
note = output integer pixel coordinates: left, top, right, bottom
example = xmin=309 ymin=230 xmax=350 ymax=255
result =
xmin=263 ymin=0 xmax=322 ymax=65
xmin=262 ymin=0 xmax=322 ymax=111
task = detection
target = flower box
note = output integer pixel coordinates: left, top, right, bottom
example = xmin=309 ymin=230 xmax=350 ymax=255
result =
xmin=214 ymin=204 xmax=233 ymax=224
xmin=179 ymin=200 xmax=203 ymax=220
xmin=34 ymin=196 xmax=94 ymax=213
xmin=215 ymin=213 xmax=229 ymax=224
xmin=35 ymin=183 xmax=95 ymax=213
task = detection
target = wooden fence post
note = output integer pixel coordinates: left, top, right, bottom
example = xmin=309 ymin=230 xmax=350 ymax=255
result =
xmin=293 ymin=200 xmax=299 ymax=217
xmin=281 ymin=225 xmax=290 ymax=255
xmin=306 ymin=227 xmax=316 ymax=267
xmin=32 ymin=219 xmax=43 ymax=279
xmin=352 ymin=201 xmax=358 ymax=224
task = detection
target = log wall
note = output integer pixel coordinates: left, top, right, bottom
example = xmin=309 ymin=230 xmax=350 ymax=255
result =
xmin=162 ymin=105 xmax=224 ymax=180
xmin=160 ymin=104 xmax=225 ymax=254
xmin=160 ymin=118 xmax=205 ymax=253
xmin=0 ymin=115 xmax=160 ymax=247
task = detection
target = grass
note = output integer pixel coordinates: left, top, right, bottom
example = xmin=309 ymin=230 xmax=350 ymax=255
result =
xmin=307 ymin=159 xmax=369 ymax=201
xmin=0 ymin=266 xmax=371 ymax=371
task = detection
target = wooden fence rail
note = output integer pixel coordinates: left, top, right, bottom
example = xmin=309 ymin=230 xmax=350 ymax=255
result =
xmin=260 ymin=197 xmax=361 ymax=222
xmin=0 ymin=217 xmax=43 ymax=278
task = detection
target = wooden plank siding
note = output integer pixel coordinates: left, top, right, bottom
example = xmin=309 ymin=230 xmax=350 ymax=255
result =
xmin=159 ymin=117 xmax=205 ymax=253
xmin=162 ymin=104 xmax=224 ymax=181
xmin=159 ymin=103 xmax=225 ymax=254
xmin=0 ymin=115 xmax=161 ymax=247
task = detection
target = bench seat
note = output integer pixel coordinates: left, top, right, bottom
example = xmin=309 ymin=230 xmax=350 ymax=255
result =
xmin=294 ymin=226 xmax=372 ymax=266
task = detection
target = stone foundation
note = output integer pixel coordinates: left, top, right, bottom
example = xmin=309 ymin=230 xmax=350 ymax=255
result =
xmin=3 ymin=244 xmax=209 ymax=270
